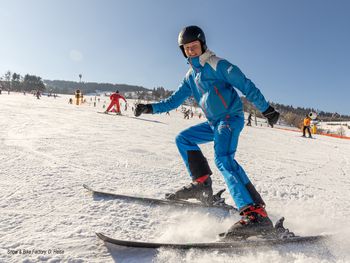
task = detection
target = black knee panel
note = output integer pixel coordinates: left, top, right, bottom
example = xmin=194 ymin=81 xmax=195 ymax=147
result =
xmin=187 ymin=150 xmax=212 ymax=179
xmin=246 ymin=182 xmax=265 ymax=206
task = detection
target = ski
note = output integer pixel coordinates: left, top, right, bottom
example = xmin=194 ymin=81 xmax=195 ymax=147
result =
xmin=83 ymin=184 xmax=236 ymax=212
xmin=96 ymin=112 xmax=165 ymax=124
xmin=95 ymin=232 xmax=327 ymax=250
xmin=97 ymin=111 xmax=124 ymax=116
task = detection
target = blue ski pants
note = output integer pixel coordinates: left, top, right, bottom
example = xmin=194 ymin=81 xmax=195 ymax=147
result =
xmin=175 ymin=115 xmax=254 ymax=210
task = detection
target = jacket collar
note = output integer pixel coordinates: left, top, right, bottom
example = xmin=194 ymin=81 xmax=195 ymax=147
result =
xmin=187 ymin=49 xmax=216 ymax=70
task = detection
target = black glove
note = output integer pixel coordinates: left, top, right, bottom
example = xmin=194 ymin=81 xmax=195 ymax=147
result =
xmin=262 ymin=106 xmax=279 ymax=127
xmin=134 ymin=104 xmax=153 ymax=117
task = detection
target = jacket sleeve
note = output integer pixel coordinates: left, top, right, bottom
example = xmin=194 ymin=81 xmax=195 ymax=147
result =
xmin=218 ymin=60 xmax=269 ymax=113
xmin=120 ymin=95 xmax=127 ymax=102
xmin=151 ymin=78 xmax=192 ymax=114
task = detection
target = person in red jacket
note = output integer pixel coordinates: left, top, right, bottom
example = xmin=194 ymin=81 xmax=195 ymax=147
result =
xmin=105 ymin=90 xmax=127 ymax=115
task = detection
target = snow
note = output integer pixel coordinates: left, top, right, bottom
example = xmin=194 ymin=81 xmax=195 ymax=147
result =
xmin=317 ymin=121 xmax=350 ymax=137
xmin=1 ymin=92 xmax=350 ymax=263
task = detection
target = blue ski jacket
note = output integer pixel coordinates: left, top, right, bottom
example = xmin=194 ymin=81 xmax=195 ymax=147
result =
xmin=152 ymin=50 xmax=270 ymax=124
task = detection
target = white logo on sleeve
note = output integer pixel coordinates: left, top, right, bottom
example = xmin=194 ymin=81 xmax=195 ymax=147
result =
xmin=227 ymin=65 xmax=233 ymax=74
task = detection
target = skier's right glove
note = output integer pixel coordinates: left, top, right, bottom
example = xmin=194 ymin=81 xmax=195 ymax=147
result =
xmin=262 ymin=105 xmax=280 ymax=127
xmin=134 ymin=104 xmax=153 ymax=117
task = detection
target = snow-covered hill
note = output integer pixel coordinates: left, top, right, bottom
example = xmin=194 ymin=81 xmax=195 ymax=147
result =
xmin=0 ymin=93 xmax=349 ymax=263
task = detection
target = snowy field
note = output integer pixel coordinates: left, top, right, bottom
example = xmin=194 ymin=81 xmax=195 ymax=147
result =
xmin=317 ymin=121 xmax=350 ymax=137
xmin=0 ymin=93 xmax=350 ymax=263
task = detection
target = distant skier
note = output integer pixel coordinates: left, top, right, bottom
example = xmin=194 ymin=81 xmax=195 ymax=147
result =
xmin=247 ymin=113 xmax=252 ymax=126
xmin=183 ymin=109 xmax=190 ymax=119
xmin=302 ymin=115 xmax=312 ymax=138
xmin=105 ymin=90 xmax=127 ymax=115
xmin=134 ymin=25 xmax=280 ymax=239
xmin=36 ymin=90 xmax=41 ymax=99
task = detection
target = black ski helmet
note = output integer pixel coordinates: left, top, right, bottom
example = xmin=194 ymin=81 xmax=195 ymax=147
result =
xmin=178 ymin=25 xmax=207 ymax=57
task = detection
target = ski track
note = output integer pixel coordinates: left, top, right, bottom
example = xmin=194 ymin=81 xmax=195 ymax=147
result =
xmin=0 ymin=93 xmax=349 ymax=263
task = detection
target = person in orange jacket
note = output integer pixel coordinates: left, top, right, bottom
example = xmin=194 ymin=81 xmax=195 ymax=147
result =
xmin=105 ymin=90 xmax=127 ymax=115
xmin=302 ymin=115 xmax=312 ymax=138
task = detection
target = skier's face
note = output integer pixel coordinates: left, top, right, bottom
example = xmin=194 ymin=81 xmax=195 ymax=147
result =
xmin=183 ymin=40 xmax=202 ymax=58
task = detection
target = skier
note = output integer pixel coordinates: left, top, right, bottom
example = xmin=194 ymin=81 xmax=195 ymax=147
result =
xmin=247 ymin=113 xmax=252 ymax=126
xmin=183 ymin=109 xmax=190 ymax=119
xmin=105 ymin=90 xmax=127 ymax=115
xmin=36 ymin=90 xmax=41 ymax=99
xmin=134 ymin=26 xmax=279 ymax=238
xmin=302 ymin=115 xmax=312 ymax=138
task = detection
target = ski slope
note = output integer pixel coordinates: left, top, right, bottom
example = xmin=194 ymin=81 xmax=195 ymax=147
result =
xmin=0 ymin=93 xmax=349 ymax=263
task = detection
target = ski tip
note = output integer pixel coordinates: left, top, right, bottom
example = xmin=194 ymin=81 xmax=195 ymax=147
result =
xmin=96 ymin=232 xmax=107 ymax=241
xmin=83 ymin=184 xmax=94 ymax=192
xmin=218 ymin=232 xmax=225 ymax=238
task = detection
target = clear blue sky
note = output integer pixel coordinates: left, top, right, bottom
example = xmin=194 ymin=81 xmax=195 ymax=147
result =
xmin=1 ymin=0 xmax=349 ymax=114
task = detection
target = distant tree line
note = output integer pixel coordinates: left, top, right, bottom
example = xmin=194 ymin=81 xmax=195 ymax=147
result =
xmin=0 ymin=71 xmax=45 ymax=92
xmin=43 ymin=80 xmax=149 ymax=95
xmin=272 ymin=102 xmax=350 ymax=125
xmin=133 ymin=86 xmax=173 ymax=101
xmin=242 ymin=97 xmax=350 ymax=128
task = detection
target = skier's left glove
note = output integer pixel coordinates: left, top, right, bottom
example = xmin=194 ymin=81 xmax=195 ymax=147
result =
xmin=262 ymin=106 xmax=280 ymax=127
xmin=134 ymin=104 xmax=153 ymax=117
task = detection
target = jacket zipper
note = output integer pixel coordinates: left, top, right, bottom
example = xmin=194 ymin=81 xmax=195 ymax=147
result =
xmin=214 ymin=86 xmax=228 ymax=109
